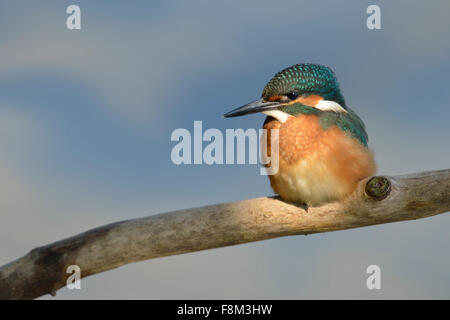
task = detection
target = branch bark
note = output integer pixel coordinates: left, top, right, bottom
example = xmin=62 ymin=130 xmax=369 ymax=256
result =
xmin=1 ymin=169 xmax=449 ymax=299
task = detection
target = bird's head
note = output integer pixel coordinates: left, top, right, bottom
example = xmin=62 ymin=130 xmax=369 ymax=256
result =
xmin=224 ymin=63 xmax=347 ymax=122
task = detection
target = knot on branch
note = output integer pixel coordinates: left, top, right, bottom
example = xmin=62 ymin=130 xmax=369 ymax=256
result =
xmin=365 ymin=176 xmax=391 ymax=200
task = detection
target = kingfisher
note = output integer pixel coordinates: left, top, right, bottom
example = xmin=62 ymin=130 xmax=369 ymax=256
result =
xmin=224 ymin=63 xmax=376 ymax=207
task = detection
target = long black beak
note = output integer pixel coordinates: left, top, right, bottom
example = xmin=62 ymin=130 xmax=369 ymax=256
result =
xmin=223 ymin=98 xmax=281 ymax=118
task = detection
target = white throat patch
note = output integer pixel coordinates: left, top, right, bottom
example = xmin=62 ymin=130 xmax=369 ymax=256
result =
xmin=262 ymin=99 xmax=346 ymax=122
xmin=262 ymin=110 xmax=291 ymax=123
xmin=315 ymin=100 xmax=347 ymax=113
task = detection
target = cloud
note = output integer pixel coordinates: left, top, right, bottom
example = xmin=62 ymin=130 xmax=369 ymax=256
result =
xmin=0 ymin=2 xmax=240 ymax=123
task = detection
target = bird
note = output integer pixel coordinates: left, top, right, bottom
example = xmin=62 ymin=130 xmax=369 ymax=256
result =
xmin=224 ymin=63 xmax=376 ymax=207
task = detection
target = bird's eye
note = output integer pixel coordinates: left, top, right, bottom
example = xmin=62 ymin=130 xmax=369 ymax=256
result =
xmin=286 ymin=92 xmax=299 ymax=100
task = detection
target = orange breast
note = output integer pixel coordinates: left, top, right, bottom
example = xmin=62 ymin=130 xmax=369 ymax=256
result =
xmin=263 ymin=114 xmax=376 ymax=205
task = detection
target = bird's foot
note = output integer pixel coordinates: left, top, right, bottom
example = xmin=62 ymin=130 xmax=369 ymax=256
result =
xmin=301 ymin=202 xmax=309 ymax=212
xmin=292 ymin=201 xmax=309 ymax=212
xmin=272 ymin=195 xmax=309 ymax=212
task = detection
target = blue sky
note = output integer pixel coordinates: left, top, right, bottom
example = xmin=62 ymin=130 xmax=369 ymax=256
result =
xmin=0 ymin=0 xmax=449 ymax=299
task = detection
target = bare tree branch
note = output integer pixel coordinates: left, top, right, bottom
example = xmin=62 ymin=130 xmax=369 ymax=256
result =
xmin=0 ymin=169 xmax=449 ymax=299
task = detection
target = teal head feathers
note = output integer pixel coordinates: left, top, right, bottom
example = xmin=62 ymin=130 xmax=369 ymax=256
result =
xmin=262 ymin=63 xmax=346 ymax=108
